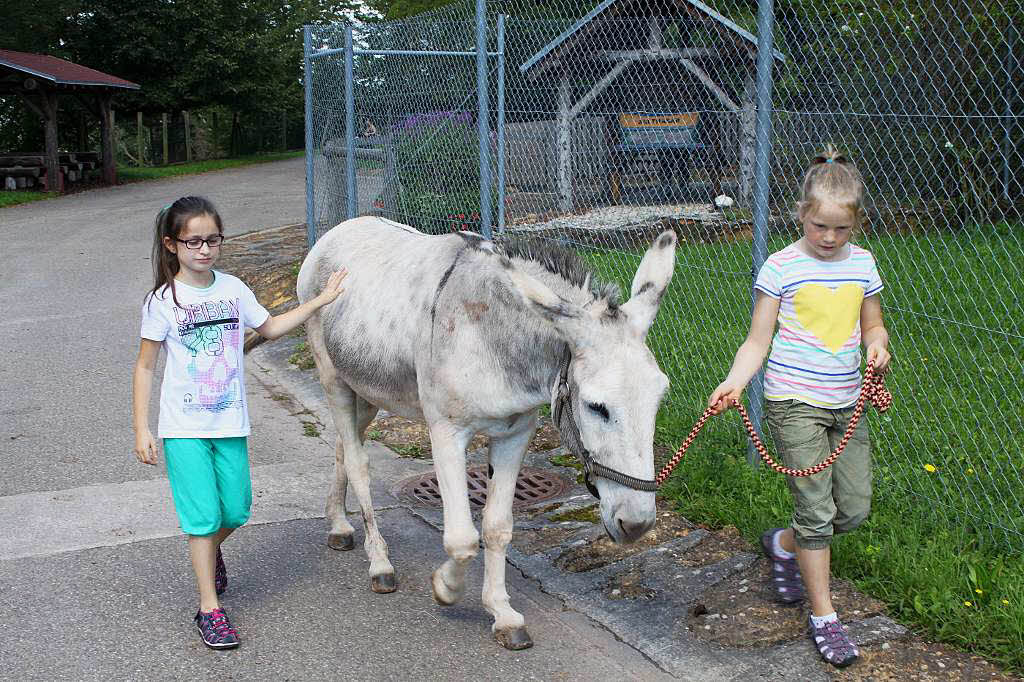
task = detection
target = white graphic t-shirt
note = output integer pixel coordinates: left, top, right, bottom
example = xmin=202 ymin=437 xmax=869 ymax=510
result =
xmin=141 ymin=271 xmax=270 ymax=438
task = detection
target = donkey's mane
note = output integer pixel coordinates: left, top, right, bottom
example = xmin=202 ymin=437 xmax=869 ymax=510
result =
xmin=498 ymin=237 xmax=620 ymax=308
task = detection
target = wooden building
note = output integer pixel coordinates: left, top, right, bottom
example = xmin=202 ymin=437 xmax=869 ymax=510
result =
xmin=0 ymin=50 xmax=140 ymax=192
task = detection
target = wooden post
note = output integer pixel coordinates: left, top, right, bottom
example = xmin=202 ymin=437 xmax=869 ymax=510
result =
xmin=282 ymin=110 xmax=287 ymax=151
xmin=183 ymin=110 xmax=192 ymax=162
xmin=42 ymin=90 xmax=62 ymax=193
xmin=162 ymin=113 xmax=169 ymax=164
xmin=739 ymin=73 xmax=756 ymax=207
xmin=137 ymin=111 xmax=144 ymax=166
xmin=557 ymin=74 xmax=573 ymax=214
xmin=78 ymin=111 xmax=87 ymax=152
xmin=98 ymin=94 xmax=116 ymax=184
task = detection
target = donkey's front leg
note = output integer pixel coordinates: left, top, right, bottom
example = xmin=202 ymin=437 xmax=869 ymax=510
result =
xmin=482 ymin=413 xmax=536 ymax=650
xmin=427 ymin=422 xmax=478 ymax=607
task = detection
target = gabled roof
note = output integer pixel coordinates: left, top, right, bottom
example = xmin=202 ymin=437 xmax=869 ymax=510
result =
xmin=0 ymin=49 xmax=140 ymax=89
xmin=520 ymin=0 xmax=785 ymax=75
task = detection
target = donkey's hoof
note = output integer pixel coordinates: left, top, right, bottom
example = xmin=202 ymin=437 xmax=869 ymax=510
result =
xmin=495 ymin=627 xmax=533 ymax=650
xmin=370 ymin=573 xmax=397 ymax=594
xmin=327 ymin=532 xmax=355 ymax=551
xmin=431 ymin=569 xmax=463 ymax=606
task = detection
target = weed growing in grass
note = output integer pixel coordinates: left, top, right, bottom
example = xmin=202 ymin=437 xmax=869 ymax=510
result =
xmin=288 ymin=342 xmax=315 ymax=370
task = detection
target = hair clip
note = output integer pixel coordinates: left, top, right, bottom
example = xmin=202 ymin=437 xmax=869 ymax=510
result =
xmin=825 ymin=158 xmax=834 ymax=163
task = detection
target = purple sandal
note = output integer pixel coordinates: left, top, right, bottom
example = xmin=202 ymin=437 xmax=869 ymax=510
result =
xmin=761 ymin=528 xmax=805 ymax=604
xmin=809 ymin=616 xmax=859 ymax=667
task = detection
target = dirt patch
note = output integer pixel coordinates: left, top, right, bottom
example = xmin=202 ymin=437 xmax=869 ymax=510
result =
xmin=511 ymin=526 xmax=582 ymax=555
xmin=688 ymin=559 xmax=887 ymax=648
xmin=555 ymin=503 xmax=695 ymax=573
xmin=604 ymin=569 xmax=657 ymax=601
xmin=831 ymin=638 xmax=1021 ymax=681
xmin=364 ymin=414 xmax=560 ymax=460
xmin=674 ymin=525 xmax=752 ymax=567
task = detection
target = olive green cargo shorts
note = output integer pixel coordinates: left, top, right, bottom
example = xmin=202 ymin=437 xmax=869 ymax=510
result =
xmin=765 ymin=400 xmax=872 ymax=550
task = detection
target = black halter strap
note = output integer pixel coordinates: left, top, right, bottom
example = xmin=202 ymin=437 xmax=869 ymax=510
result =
xmin=551 ymin=346 xmax=658 ymax=498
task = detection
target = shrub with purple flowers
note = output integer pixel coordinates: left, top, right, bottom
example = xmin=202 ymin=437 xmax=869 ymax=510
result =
xmin=394 ymin=110 xmax=493 ymax=234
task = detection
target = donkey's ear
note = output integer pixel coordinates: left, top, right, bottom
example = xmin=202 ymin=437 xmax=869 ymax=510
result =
xmin=500 ymin=256 xmax=589 ymax=344
xmin=620 ymin=230 xmax=677 ymax=339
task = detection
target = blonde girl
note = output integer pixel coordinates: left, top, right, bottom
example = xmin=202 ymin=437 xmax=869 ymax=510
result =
xmin=708 ymin=148 xmax=890 ymax=668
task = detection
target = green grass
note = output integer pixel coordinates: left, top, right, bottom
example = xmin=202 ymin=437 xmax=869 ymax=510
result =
xmin=118 ymin=151 xmax=304 ymax=182
xmin=0 ymin=190 xmax=58 ymax=208
xmin=0 ymin=151 xmax=304 ymax=209
xmin=582 ymin=227 xmax=1024 ymax=672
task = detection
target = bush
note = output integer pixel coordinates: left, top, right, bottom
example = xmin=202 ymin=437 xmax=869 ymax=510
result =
xmin=393 ymin=111 xmax=492 ymax=234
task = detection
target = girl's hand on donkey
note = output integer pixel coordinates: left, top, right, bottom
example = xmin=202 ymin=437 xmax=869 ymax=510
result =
xmin=708 ymin=381 xmax=744 ymax=415
xmin=315 ymin=268 xmax=349 ymax=307
xmin=134 ymin=430 xmax=158 ymax=466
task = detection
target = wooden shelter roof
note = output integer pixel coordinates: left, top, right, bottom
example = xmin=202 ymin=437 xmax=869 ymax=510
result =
xmin=0 ymin=49 xmax=140 ymax=92
xmin=520 ymin=0 xmax=785 ymax=77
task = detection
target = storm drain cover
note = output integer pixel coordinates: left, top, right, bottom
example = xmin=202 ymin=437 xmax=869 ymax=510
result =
xmin=395 ymin=466 xmax=570 ymax=509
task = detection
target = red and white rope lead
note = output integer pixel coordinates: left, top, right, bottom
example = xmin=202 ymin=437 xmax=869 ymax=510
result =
xmin=653 ymin=364 xmax=892 ymax=485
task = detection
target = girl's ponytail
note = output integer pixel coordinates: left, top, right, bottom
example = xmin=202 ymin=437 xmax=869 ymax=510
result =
xmin=798 ymin=144 xmax=865 ymax=224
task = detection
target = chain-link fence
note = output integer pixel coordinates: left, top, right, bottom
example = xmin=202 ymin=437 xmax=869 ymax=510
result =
xmin=305 ymin=0 xmax=1023 ymax=549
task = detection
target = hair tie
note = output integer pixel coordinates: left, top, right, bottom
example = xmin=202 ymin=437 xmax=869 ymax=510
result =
xmin=825 ymin=158 xmax=834 ymax=163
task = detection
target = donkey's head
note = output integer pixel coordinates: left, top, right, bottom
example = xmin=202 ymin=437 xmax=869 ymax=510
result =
xmin=503 ymin=230 xmax=677 ymax=544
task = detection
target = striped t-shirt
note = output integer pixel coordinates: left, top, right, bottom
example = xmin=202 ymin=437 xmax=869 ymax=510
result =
xmin=755 ymin=243 xmax=884 ymax=408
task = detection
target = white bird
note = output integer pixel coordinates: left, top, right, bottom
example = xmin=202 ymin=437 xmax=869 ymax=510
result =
xmin=714 ymin=194 xmax=734 ymax=209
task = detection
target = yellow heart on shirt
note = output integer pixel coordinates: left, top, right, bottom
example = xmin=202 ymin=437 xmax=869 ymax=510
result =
xmin=793 ymin=283 xmax=863 ymax=354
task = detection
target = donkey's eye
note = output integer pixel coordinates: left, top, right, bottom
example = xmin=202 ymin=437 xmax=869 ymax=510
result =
xmin=587 ymin=402 xmax=610 ymax=420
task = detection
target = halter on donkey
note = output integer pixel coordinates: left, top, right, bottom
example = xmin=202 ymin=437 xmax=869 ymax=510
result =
xmin=297 ymin=216 xmax=677 ymax=649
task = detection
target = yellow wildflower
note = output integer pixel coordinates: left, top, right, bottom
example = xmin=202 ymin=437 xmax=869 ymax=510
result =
xmin=967 ymin=468 xmax=974 ymax=475
xmin=964 ymin=601 xmax=972 ymax=606
xmin=924 ymin=464 xmax=937 ymax=473
xmin=975 ymin=588 xmax=983 ymax=594
xmin=1002 ymin=599 xmax=1010 ymax=605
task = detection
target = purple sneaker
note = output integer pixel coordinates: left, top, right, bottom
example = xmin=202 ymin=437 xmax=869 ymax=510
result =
xmin=215 ymin=548 xmax=227 ymax=596
xmin=194 ymin=607 xmax=239 ymax=649
xmin=761 ymin=528 xmax=805 ymax=604
xmin=808 ymin=616 xmax=859 ymax=667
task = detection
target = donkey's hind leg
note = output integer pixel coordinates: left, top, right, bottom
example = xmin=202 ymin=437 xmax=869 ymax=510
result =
xmin=305 ymin=315 xmax=356 ymax=551
xmin=306 ymin=316 xmax=395 ymax=593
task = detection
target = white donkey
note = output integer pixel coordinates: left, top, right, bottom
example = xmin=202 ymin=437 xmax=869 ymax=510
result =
xmin=297 ymin=216 xmax=677 ymax=649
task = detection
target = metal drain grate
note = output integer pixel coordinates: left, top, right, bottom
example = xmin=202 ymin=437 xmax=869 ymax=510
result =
xmin=395 ymin=466 xmax=570 ymax=509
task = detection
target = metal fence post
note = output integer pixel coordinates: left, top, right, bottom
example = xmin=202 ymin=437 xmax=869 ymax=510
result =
xmin=303 ymin=26 xmax=316 ymax=249
xmin=345 ymin=25 xmax=357 ymax=220
xmin=747 ymin=0 xmax=776 ymax=466
xmin=497 ymin=13 xmax=507 ymax=235
xmin=476 ymin=0 xmax=492 ymax=239
xmin=1003 ymin=22 xmax=1018 ymax=205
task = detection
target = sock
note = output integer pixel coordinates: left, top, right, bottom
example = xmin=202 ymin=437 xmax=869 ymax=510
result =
xmin=811 ymin=612 xmax=839 ymax=628
xmin=772 ymin=529 xmax=796 ymax=559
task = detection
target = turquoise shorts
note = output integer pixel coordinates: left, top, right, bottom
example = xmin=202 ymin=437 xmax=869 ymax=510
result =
xmin=163 ymin=437 xmax=252 ymax=536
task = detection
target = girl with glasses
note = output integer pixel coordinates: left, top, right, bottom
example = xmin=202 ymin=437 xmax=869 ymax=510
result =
xmin=131 ymin=196 xmax=347 ymax=649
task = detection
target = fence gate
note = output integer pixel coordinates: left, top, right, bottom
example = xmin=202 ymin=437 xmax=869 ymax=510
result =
xmin=303 ymin=1 xmax=506 ymax=247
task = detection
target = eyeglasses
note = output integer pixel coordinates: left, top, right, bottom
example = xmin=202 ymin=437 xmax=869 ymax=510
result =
xmin=175 ymin=235 xmax=224 ymax=249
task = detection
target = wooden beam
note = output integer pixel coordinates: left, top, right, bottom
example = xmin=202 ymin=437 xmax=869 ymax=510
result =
xmin=597 ymin=48 xmax=721 ymax=62
xmin=41 ymin=90 xmax=62 ymax=193
xmin=17 ymin=92 xmax=44 ymax=118
xmin=569 ymin=58 xmax=635 ymax=119
xmin=677 ymin=58 xmax=740 ymax=112
xmin=98 ymin=94 xmax=116 ymax=184
xmin=557 ymin=75 xmax=572 ymax=213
